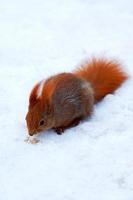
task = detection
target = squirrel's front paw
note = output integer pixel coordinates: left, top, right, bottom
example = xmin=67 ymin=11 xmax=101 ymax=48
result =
xmin=53 ymin=127 xmax=64 ymax=135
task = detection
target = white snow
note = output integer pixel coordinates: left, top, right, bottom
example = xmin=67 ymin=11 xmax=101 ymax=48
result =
xmin=0 ymin=0 xmax=133 ymax=200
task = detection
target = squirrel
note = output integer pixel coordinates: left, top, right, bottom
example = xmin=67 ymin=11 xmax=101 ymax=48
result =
xmin=26 ymin=58 xmax=128 ymax=136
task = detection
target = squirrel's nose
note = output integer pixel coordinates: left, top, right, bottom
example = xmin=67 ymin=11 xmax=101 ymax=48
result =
xmin=28 ymin=129 xmax=37 ymax=136
xmin=29 ymin=132 xmax=34 ymax=136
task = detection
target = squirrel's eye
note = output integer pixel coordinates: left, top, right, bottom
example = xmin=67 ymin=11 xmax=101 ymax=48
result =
xmin=39 ymin=119 xmax=45 ymax=126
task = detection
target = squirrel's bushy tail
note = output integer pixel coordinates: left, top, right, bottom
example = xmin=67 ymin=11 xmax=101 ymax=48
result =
xmin=74 ymin=58 xmax=128 ymax=102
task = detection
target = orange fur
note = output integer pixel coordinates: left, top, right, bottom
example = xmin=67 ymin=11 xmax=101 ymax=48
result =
xmin=26 ymin=57 xmax=128 ymax=135
xmin=42 ymin=78 xmax=56 ymax=104
xmin=75 ymin=58 xmax=128 ymax=102
xmin=29 ymin=82 xmax=40 ymax=108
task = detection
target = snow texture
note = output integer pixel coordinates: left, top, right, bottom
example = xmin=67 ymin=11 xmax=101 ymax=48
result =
xmin=0 ymin=0 xmax=133 ymax=200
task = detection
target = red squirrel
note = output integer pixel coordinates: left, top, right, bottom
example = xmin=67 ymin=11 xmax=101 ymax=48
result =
xmin=26 ymin=58 xmax=128 ymax=136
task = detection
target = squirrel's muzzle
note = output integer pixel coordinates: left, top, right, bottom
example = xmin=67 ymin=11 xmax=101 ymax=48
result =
xmin=28 ymin=128 xmax=38 ymax=136
xmin=29 ymin=132 xmax=34 ymax=136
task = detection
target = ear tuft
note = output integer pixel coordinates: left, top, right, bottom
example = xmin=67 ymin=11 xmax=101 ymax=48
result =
xmin=29 ymin=83 xmax=40 ymax=108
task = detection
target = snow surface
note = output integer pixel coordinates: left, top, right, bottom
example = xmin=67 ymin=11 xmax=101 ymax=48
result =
xmin=0 ymin=0 xmax=133 ymax=199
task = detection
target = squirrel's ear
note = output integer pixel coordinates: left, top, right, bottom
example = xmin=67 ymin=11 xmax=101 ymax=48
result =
xmin=29 ymin=83 xmax=40 ymax=108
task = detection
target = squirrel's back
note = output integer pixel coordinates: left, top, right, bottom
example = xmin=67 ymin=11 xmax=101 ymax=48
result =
xmin=45 ymin=73 xmax=94 ymax=127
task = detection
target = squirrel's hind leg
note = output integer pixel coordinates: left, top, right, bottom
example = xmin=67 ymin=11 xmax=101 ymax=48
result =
xmin=53 ymin=127 xmax=64 ymax=135
xmin=53 ymin=117 xmax=81 ymax=135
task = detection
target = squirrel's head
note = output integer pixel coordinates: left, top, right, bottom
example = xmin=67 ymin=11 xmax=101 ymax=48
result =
xmin=25 ymin=82 xmax=53 ymax=136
